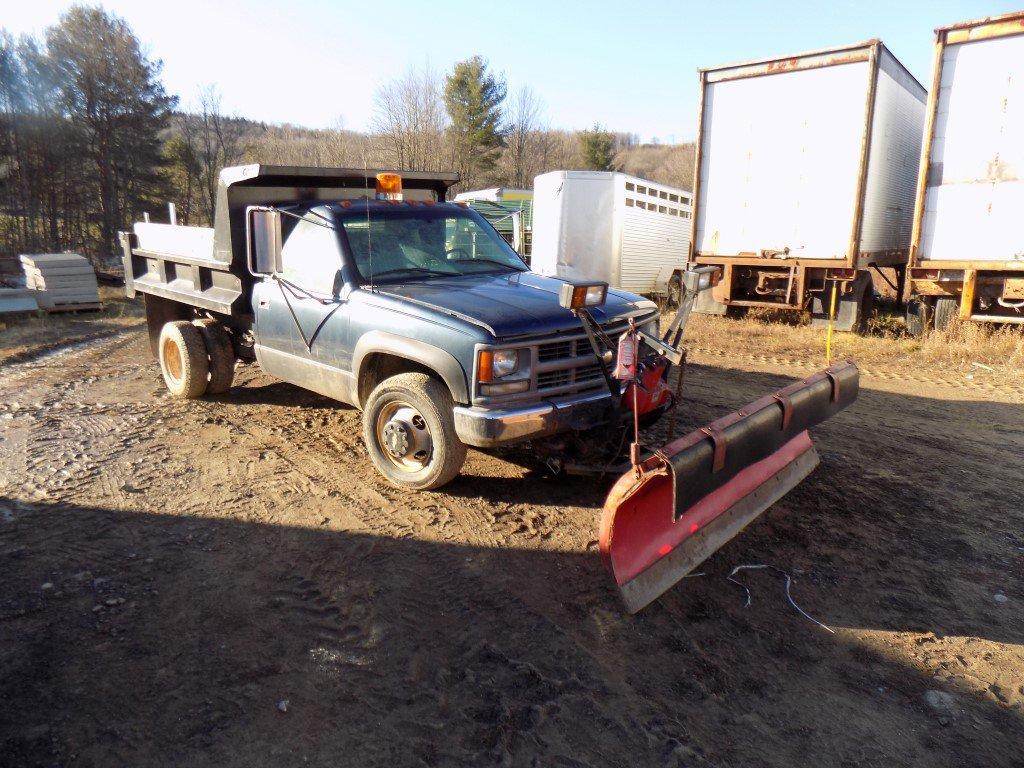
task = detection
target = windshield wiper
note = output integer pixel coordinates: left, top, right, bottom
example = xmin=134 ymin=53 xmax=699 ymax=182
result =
xmin=372 ymin=266 xmax=458 ymax=279
xmin=446 ymin=258 xmax=522 ymax=270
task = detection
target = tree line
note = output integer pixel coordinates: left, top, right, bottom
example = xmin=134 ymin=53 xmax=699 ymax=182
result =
xmin=0 ymin=5 xmax=693 ymax=265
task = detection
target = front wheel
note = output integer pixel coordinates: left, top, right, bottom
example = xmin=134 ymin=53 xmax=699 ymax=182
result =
xmin=362 ymin=372 xmax=467 ymax=491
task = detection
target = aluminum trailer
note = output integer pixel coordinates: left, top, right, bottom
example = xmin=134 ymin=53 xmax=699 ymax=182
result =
xmin=531 ymin=171 xmax=693 ymax=301
xmin=690 ymin=40 xmax=927 ymax=331
xmin=906 ymin=11 xmax=1024 ymax=333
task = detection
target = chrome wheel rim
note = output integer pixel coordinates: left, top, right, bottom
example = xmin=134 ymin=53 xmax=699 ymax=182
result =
xmin=375 ymin=400 xmax=432 ymax=472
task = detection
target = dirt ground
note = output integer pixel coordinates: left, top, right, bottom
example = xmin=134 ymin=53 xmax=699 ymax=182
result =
xmin=1 ymin=318 xmax=1023 ymax=767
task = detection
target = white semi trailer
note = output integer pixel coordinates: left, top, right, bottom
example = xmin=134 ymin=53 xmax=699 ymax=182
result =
xmin=531 ymin=171 xmax=693 ymax=302
xmin=907 ymin=11 xmax=1024 ymax=333
xmin=690 ymin=40 xmax=927 ymax=332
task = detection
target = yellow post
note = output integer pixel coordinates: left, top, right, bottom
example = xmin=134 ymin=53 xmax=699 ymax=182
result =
xmin=826 ymin=281 xmax=838 ymax=365
xmin=959 ymin=269 xmax=976 ymax=320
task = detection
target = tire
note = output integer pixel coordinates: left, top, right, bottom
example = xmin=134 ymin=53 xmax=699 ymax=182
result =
xmin=666 ymin=274 xmax=682 ymax=309
xmin=362 ymin=372 xmax=467 ymax=491
xmin=934 ymin=296 xmax=958 ymax=332
xmin=855 ymin=287 xmax=875 ymax=335
xmin=158 ymin=321 xmax=209 ymax=399
xmin=194 ymin=319 xmax=235 ymax=395
xmin=905 ymin=299 xmax=929 ymax=337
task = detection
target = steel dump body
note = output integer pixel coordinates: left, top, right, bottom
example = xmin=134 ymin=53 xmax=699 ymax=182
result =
xmin=689 ymin=41 xmax=926 ymax=318
xmin=908 ymin=12 xmax=1024 ymax=325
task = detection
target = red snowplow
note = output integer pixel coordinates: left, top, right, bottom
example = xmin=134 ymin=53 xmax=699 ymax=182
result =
xmin=566 ymin=268 xmax=859 ymax=613
xmin=600 ymin=361 xmax=856 ymax=612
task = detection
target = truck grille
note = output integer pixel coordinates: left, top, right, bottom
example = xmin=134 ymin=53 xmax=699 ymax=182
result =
xmin=537 ymin=340 xmax=573 ymax=362
xmin=534 ymin=323 xmax=626 ymax=396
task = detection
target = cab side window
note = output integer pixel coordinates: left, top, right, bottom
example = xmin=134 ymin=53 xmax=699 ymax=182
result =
xmin=280 ymin=218 xmax=341 ymax=294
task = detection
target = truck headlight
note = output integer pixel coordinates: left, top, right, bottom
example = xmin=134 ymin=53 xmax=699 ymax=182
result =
xmin=478 ymin=348 xmax=530 ymax=385
xmin=492 ymin=349 xmax=518 ymax=378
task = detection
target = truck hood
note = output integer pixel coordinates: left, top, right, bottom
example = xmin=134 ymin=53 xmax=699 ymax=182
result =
xmin=378 ymin=271 xmax=656 ymax=339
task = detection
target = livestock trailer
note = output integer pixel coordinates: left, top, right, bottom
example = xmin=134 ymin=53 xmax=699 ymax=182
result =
xmin=531 ymin=171 xmax=693 ymax=300
xmin=453 ymin=187 xmax=533 ymax=259
xmin=690 ymin=40 xmax=927 ymax=331
xmin=906 ymin=11 xmax=1024 ymax=333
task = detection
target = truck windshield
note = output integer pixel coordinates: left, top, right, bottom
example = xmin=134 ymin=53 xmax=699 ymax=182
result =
xmin=337 ymin=205 xmax=527 ymax=283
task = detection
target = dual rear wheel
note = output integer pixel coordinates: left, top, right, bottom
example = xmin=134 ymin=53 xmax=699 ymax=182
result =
xmin=158 ymin=320 xmax=235 ymax=399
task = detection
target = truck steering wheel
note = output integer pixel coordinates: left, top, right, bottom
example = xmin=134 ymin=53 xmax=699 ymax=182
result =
xmin=445 ymin=247 xmax=471 ymax=261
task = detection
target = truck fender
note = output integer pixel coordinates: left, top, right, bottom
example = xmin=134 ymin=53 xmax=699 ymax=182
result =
xmin=352 ymin=331 xmax=469 ymax=408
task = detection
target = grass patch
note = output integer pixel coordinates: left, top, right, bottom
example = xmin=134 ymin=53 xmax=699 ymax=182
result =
xmin=680 ymin=302 xmax=1023 ymax=381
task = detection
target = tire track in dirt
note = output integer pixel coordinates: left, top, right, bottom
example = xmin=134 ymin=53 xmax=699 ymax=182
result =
xmin=190 ymin=391 xmax=708 ymax=764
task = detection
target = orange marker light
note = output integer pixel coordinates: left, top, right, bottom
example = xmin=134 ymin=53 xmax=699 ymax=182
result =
xmin=375 ymin=172 xmax=403 ymax=200
xmin=478 ymin=350 xmax=494 ymax=383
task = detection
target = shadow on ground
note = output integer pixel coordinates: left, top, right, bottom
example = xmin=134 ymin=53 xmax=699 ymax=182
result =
xmin=2 ymin=489 xmax=1021 ymax=768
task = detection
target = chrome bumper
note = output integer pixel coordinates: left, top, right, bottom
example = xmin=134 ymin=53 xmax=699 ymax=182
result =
xmin=453 ymin=389 xmax=616 ymax=448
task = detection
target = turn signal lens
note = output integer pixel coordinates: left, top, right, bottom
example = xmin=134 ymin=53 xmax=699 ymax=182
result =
xmin=477 ymin=350 xmax=494 ymax=383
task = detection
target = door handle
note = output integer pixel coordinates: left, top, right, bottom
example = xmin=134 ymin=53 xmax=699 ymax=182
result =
xmin=258 ymin=297 xmax=271 ymax=308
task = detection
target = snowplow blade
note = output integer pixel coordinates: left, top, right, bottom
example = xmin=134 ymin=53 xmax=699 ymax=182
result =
xmin=599 ymin=361 xmax=859 ymax=613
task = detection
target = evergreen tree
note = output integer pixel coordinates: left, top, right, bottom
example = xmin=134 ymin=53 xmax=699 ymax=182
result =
xmin=45 ymin=6 xmax=175 ymax=254
xmin=443 ymin=56 xmax=506 ymax=189
xmin=579 ymin=123 xmax=615 ymax=171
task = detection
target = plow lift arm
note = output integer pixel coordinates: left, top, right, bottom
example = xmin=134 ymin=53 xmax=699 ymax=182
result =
xmin=563 ymin=267 xmax=860 ymax=613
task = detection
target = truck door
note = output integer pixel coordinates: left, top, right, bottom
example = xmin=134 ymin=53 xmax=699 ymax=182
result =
xmin=253 ymin=217 xmax=353 ymax=401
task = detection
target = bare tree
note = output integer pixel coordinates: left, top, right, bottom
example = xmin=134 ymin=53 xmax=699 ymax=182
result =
xmin=502 ymin=86 xmax=543 ymax=188
xmin=194 ymin=85 xmax=247 ymax=222
xmin=372 ymin=65 xmax=448 ymax=172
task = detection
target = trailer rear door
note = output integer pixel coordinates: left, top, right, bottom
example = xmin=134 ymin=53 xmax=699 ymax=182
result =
xmin=918 ymin=34 xmax=1024 ymax=263
xmin=696 ymin=60 xmax=870 ymax=260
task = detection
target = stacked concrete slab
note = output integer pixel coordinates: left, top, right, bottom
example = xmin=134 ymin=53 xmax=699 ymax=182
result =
xmin=0 ymin=287 xmax=39 ymax=314
xmin=20 ymin=253 xmax=100 ymax=312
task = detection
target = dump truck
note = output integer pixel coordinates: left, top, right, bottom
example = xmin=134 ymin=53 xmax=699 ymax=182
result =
xmin=689 ymin=40 xmax=927 ymax=331
xmin=120 ymin=164 xmax=858 ymax=612
xmin=906 ymin=11 xmax=1024 ymax=333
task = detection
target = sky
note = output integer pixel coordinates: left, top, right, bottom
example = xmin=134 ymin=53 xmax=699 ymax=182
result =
xmin=2 ymin=0 xmax=1020 ymax=142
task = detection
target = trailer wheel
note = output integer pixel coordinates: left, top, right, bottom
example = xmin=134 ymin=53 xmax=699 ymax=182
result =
xmin=905 ymin=299 xmax=929 ymax=337
xmin=158 ymin=321 xmax=209 ymax=399
xmin=855 ymin=287 xmax=875 ymax=335
xmin=194 ymin=319 xmax=235 ymax=395
xmin=666 ymin=274 xmax=682 ymax=309
xmin=362 ymin=372 xmax=467 ymax=491
xmin=933 ymin=296 xmax=958 ymax=332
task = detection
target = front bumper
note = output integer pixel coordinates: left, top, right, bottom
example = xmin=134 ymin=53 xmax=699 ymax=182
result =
xmin=453 ymin=389 xmax=616 ymax=448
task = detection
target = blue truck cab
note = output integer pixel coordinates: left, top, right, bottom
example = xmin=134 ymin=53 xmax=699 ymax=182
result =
xmin=122 ymin=165 xmax=659 ymax=489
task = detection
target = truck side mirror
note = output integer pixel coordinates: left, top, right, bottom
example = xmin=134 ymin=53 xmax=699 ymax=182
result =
xmin=247 ymin=207 xmax=282 ymax=276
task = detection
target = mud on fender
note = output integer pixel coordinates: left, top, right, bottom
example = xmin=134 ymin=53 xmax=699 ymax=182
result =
xmin=599 ymin=361 xmax=859 ymax=613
